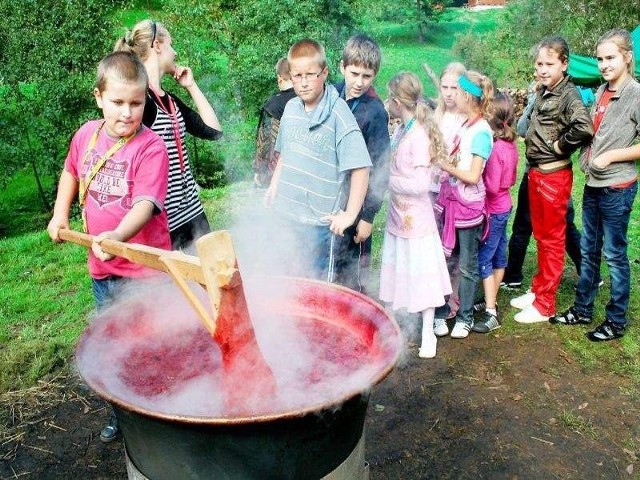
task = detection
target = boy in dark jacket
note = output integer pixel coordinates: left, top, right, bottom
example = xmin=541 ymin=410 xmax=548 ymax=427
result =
xmin=253 ymin=57 xmax=297 ymax=188
xmin=333 ymin=34 xmax=390 ymax=293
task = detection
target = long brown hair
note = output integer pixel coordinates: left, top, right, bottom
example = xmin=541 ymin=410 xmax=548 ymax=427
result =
xmin=488 ymin=92 xmax=516 ymax=142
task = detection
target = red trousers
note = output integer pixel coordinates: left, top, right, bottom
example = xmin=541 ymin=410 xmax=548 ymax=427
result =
xmin=528 ymin=168 xmax=573 ymax=316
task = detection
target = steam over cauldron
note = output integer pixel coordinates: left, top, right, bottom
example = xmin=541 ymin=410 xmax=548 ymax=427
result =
xmin=76 ymin=276 xmax=402 ymax=479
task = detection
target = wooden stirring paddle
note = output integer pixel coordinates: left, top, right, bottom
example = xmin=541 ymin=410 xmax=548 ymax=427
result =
xmin=58 ymin=228 xmax=277 ymax=413
xmin=58 ymin=228 xmax=216 ymax=335
xmin=196 ymin=232 xmax=278 ymax=414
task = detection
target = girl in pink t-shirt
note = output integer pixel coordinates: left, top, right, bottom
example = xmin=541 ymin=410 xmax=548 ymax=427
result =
xmin=473 ymin=92 xmax=518 ymax=333
xmin=379 ymin=72 xmax=452 ymax=359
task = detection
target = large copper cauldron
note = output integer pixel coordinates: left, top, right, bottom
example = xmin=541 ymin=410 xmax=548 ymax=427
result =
xmin=75 ymin=276 xmax=402 ymax=479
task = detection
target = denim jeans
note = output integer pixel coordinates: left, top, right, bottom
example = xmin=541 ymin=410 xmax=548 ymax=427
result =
xmin=478 ymin=210 xmax=510 ymax=279
xmin=503 ymin=170 xmax=582 ymax=284
xmin=91 ymin=276 xmax=124 ymax=311
xmin=574 ymin=182 xmax=637 ymax=327
xmin=289 ymin=223 xmax=335 ymax=282
xmin=435 ymin=224 xmax=483 ymax=326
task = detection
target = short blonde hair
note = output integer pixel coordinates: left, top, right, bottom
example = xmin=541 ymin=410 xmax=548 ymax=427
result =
xmin=287 ymin=39 xmax=327 ymax=70
xmin=95 ymin=51 xmax=148 ymax=92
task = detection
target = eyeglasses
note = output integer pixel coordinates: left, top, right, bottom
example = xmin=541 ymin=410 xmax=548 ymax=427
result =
xmin=290 ymin=71 xmax=324 ymax=83
xmin=150 ymin=21 xmax=157 ymax=48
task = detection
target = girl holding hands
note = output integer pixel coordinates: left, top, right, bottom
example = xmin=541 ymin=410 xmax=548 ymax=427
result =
xmin=379 ymin=72 xmax=451 ymax=359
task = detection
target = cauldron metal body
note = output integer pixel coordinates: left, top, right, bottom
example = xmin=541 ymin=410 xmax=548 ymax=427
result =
xmin=76 ymin=276 xmax=402 ymax=479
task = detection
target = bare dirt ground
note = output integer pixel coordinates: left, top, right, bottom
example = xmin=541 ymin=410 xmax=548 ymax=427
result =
xmin=2 ymin=314 xmax=638 ymax=480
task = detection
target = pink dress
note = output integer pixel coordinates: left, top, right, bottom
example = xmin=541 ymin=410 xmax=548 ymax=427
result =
xmin=379 ymin=123 xmax=452 ymax=313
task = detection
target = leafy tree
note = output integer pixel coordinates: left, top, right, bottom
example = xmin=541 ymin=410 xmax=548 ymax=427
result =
xmin=154 ymin=0 xmax=364 ymax=184
xmin=0 ymin=0 xmax=127 ymax=211
xmin=454 ymin=0 xmax=640 ymax=88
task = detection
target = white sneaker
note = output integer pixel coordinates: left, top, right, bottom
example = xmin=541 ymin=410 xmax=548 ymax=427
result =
xmin=510 ymin=290 xmax=535 ymax=310
xmin=514 ymin=304 xmax=550 ymax=323
xmin=434 ymin=318 xmax=449 ymax=337
xmin=450 ymin=322 xmax=471 ymax=339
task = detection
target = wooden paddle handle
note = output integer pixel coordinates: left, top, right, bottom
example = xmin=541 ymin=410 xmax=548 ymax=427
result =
xmin=58 ymin=228 xmax=207 ymax=286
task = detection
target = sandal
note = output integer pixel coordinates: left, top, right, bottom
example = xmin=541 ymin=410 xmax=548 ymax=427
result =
xmin=549 ymin=306 xmax=592 ymax=325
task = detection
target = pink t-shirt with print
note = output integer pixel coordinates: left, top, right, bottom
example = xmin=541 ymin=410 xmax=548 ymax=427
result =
xmin=65 ymin=120 xmax=171 ymax=279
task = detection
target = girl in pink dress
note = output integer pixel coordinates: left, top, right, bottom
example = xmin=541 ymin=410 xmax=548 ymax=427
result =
xmin=379 ymin=72 xmax=452 ymax=359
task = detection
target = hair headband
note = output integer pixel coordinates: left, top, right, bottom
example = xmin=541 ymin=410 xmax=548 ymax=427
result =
xmin=458 ymin=74 xmax=483 ymax=99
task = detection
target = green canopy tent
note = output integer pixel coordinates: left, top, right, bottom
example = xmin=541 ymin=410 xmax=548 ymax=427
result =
xmin=568 ymin=25 xmax=640 ymax=86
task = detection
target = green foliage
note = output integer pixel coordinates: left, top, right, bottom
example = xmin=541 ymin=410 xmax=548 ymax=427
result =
xmin=0 ymin=0 xmax=128 ymax=210
xmin=162 ymin=0 xmax=358 ymax=117
xmin=453 ymin=0 xmax=640 ymax=87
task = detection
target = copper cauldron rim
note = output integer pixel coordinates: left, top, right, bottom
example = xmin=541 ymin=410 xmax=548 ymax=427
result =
xmin=76 ymin=276 xmax=403 ymax=425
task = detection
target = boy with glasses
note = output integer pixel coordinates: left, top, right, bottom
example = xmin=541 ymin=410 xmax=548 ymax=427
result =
xmin=265 ymin=39 xmax=371 ymax=281
xmin=333 ymin=34 xmax=390 ymax=294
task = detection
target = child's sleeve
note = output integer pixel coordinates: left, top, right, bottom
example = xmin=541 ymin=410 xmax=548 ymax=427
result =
xmin=557 ymin=91 xmax=594 ymax=154
xmin=470 ymin=129 xmax=493 ymax=161
xmin=172 ymin=93 xmax=222 ymax=141
xmin=360 ymin=104 xmax=390 ymax=223
xmin=64 ymin=124 xmax=91 ymax=180
xmin=131 ymin=136 xmax=170 ymax=212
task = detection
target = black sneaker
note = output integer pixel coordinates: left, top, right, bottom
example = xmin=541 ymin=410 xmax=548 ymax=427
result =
xmin=586 ymin=320 xmax=625 ymax=342
xmin=473 ymin=300 xmax=486 ymax=313
xmin=550 ymin=306 xmax=592 ymax=325
xmin=472 ymin=311 xmax=501 ymax=333
xmin=500 ymin=281 xmax=522 ymax=290
xmin=100 ymin=415 xmax=121 ymax=443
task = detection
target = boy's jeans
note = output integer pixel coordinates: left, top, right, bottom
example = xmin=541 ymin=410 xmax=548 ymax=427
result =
xmin=91 ymin=276 xmax=124 ymax=310
xmin=574 ymin=182 xmax=637 ymax=327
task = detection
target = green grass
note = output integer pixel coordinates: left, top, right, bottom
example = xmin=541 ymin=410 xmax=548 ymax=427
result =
xmin=1 ymin=8 xmax=639 ymax=399
xmin=0 ymin=224 xmax=91 ymax=392
xmin=372 ymin=9 xmax=499 ymax=98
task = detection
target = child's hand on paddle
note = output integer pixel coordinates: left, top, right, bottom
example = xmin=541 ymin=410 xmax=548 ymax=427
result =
xmin=92 ymin=231 xmax=119 ymax=262
xmin=47 ymin=215 xmax=69 ymax=243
